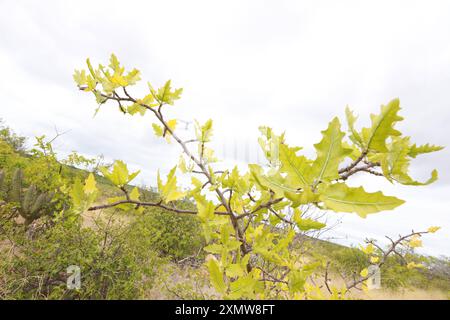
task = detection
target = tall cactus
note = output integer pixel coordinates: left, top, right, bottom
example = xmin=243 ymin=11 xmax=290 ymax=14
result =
xmin=0 ymin=170 xmax=5 ymax=205
xmin=0 ymin=170 xmax=4 ymax=188
xmin=10 ymin=168 xmax=23 ymax=203
xmin=0 ymin=168 xmax=56 ymax=226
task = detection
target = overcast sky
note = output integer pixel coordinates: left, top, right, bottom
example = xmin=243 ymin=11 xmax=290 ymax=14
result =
xmin=1 ymin=0 xmax=449 ymax=256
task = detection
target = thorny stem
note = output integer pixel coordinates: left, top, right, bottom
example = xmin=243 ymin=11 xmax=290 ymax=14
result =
xmin=82 ymin=85 xmax=401 ymax=283
xmin=343 ymin=230 xmax=431 ymax=291
xmin=86 ymin=87 xmax=251 ymax=254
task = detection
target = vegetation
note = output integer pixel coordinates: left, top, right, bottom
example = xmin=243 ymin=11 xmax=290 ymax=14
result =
xmin=69 ymin=54 xmax=445 ymax=299
xmin=0 ymin=124 xmax=201 ymax=299
xmin=0 ymin=54 xmax=447 ymax=299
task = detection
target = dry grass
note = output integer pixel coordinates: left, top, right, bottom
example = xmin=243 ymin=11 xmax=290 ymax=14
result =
xmin=355 ymin=288 xmax=448 ymax=300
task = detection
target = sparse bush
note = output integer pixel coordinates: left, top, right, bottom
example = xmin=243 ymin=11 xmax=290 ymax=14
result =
xmin=0 ymin=120 xmax=26 ymax=154
xmin=131 ymin=206 xmax=204 ymax=261
xmin=0 ymin=213 xmax=162 ymax=299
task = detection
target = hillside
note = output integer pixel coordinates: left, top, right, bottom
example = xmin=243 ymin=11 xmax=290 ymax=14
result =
xmin=0 ymin=122 xmax=449 ymax=300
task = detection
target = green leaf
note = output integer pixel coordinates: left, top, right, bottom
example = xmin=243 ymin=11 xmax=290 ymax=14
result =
xmin=284 ymin=187 xmax=319 ymax=207
xmin=408 ymin=143 xmax=444 ymax=158
xmin=207 ymin=258 xmax=227 ymax=294
xmin=279 ymin=144 xmax=312 ymax=188
xmin=249 ymin=164 xmax=297 ymax=197
xmin=129 ymin=187 xmax=140 ymax=201
xmin=109 ymin=53 xmax=120 ymax=71
xmin=164 ymin=119 xmax=177 ymax=142
xmin=71 ymin=174 xmax=98 ymax=212
xmin=379 ymin=137 xmax=439 ymax=185
xmin=73 ymin=69 xmax=87 ymax=86
xmin=152 ymin=123 xmax=164 ymax=137
xmin=151 ymin=80 xmax=183 ymax=105
xmin=194 ymin=195 xmax=221 ymax=242
xmin=288 ymin=270 xmax=306 ymax=293
xmin=360 ymin=268 xmax=368 ymax=277
xmin=127 ymin=103 xmax=147 ymax=116
xmin=319 ymin=183 xmax=405 ymax=218
xmin=86 ymin=58 xmax=96 ymax=78
xmin=157 ymin=166 xmax=186 ymax=203
xmin=125 ymin=68 xmax=141 ymax=85
xmin=70 ymin=178 xmax=85 ymax=210
xmin=311 ymin=117 xmax=352 ymax=182
xmin=195 ymin=195 xmax=215 ymax=222
xmin=293 ymin=209 xmax=326 ymax=231
xmin=228 ymin=274 xmax=259 ymax=299
xmin=83 ymin=173 xmax=97 ymax=195
xmin=99 ymin=160 xmax=140 ymax=187
xmin=85 ymin=75 xmax=96 ymax=91
xmin=195 ymin=119 xmax=214 ymax=143
xmin=408 ymin=235 xmax=422 ymax=248
xmin=226 ymin=264 xmax=245 ymax=278
xmin=427 ymin=226 xmax=440 ymax=233
xmin=94 ymin=91 xmax=107 ymax=106
xmin=361 ymin=98 xmax=403 ymax=152
xmin=345 ymin=106 xmax=363 ymax=146
xmin=204 ymin=244 xmax=224 ymax=254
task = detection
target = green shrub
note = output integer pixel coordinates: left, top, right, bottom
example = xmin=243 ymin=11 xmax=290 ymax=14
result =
xmin=0 ymin=213 xmax=162 ymax=299
xmin=0 ymin=120 xmax=26 ymax=154
xmin=131 ymin=206 xmax=204 ymax=261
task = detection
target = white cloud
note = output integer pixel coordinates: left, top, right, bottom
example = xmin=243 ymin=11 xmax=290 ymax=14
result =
xmin=0 ymin=0 xmax=449 ymax=255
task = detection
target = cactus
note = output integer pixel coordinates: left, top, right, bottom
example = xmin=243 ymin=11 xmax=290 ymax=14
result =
xmin=10 ymin=168 xmax=23 ymax=203
xmin=0 ymin=168 xmax=56 ymax=226
xmin=0 ymin=170 xmax=5 ymax=205
xmin=0 ymin=170 xmax=4 ymax=188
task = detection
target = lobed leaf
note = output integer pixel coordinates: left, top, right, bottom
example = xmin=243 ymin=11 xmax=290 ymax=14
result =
xmin=311 ymin=117 xmax=352 ymax=183
xmin=319 ymin=183 xmax=405 ymax=218
xmin=361 ymin=98 xmax=403 ymax=152
xmin=157 ymin=166 xmax=186 ymax=203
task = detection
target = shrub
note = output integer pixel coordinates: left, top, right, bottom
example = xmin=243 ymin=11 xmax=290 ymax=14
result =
xmin=0 ymin=213 xmax=162 ymax=299
xmin=131 ymin=206 xmax=204 ymax=261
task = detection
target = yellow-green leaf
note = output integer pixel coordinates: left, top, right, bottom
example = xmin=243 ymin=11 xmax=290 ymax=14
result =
xmin=70 ymin=178 xmax=85 ymax=210
xmin=370 ymin=256 xmax=379 ymax=264
xmin=73 ymin=69 xmax=87 ymax=86
xmin=361 ymin=98 xmax=403 ymax=152
xmin=152 ymin=123 xmax=164 ymax=137
xmin=83 ymin=173 xmax=97 ymax=195
xmin=311 ymin=117 xmax=352 ymax=182
xmin=127 ymin=103 xmax=147 ymax=116
xmin=293 ymin=209 xmax=326 ymax=231
xmin=408 ymin=143 xmax=444 ymax=158
xmin=345 ymin=106 xmax=363 ymax=146
xmin=152 ymin=80 xmax=183 ymax=105
xmin=408 ymin=235 xmax=422 ymax=248
xmin=129 ymin=187 xmax=140 ymax=201
xmin=157 ymin=166 xmax=186 ymax=203
xmin=279 ymin=144 xmax=312 ymax=188
xmin=99 ymin=160 xmax=140 ymax=187
xmin=379 ymin=137 xmax=438 ymax=185
xmin=207 ymin=257 xmax=226 ymax=294
xmin=360 ymin=243 xmax=375 ymax=255
xmin=288 ymin=270 xmax=306 ymax=293
xmin=226 ymin=264 xmax=245 ymax=278
xmin=125 ymin=68 xmax=141 ymax=85
xmin=427 ymin=226 xmax=440 ymax=233
xmin=249 ymin=164 xmax=297 ymax=197
xmin=360 ymin=268 xmax=369 ymax=277
xmin=204 ymin=244 xmax=224 ymax=254
xmin=320 ymin=183 xmax=405 ymax=218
